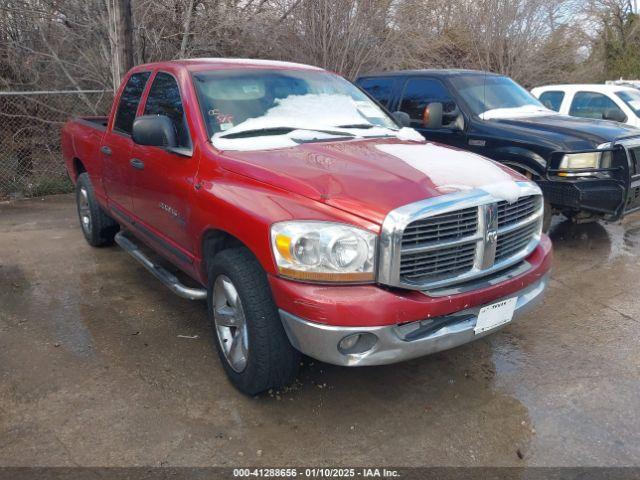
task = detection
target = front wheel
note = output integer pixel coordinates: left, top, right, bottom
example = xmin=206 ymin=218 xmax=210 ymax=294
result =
xmin=207 ymin=248 xmax=300 ymax=395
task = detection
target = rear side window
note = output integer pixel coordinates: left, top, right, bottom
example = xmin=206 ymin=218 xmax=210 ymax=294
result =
xmin=114 ymin=72 xmax=151 ymax=134
xmin=399 ymin=78 xmax=456 ymax=126
xmin=144 ymin=72 xmax=191 ymax=148
xmin=539 ymin=91 xmax=564 ymax=111
xmin=358 ymin=77 xmax=395 ymax=108
xmin=569 ymin=91 xmax=626 ymax=121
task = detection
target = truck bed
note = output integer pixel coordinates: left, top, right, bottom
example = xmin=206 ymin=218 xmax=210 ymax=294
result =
xmin=74 ymin=116 xmax=109 ymax=131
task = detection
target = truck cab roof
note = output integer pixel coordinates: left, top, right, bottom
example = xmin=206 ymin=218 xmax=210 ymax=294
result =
xmin=133 ymin=57 xmax=323 ymax=73
xmin=359 ymin=69 xmax=503 ymax=79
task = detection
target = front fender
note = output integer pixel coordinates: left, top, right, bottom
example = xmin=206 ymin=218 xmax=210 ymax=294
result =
xmin=190 ymin=167 xmax=379 ymax=283
xmin=492 ymin=146 xmax=547 ymax=177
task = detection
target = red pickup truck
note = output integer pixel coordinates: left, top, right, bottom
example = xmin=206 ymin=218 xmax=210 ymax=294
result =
xmin=62 ymin=58 xmax=552 ymax=394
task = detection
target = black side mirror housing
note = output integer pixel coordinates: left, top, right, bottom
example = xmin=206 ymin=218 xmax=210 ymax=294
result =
xmin=392 ymin=111 xmax=411 ymax=127
xmin=603 ymin=108 xmax=626 ymax=123
xmin=132 ymin=115 xmax=177 ymax=148
xmin=423 ymin=102 xmax=443 ymax=129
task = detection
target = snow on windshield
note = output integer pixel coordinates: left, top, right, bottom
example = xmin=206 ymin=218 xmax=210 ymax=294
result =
xmin=211 ymin=93 xmax=424 ymax=151
xmin=480 ymin=104 xmax=557 ymax=120
xmin=216 ymin=94 xmax=379 ymax=137
xmin=376 ymin=143 xmax=522 ymax=202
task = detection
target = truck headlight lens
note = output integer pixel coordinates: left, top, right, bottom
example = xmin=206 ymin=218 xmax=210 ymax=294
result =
xmin=271 ymin=221 xmax=376 ymax=282
xmin=558 ymin=152 xmax=609 ymax=176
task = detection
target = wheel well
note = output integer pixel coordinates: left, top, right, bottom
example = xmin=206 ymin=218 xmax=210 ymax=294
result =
xmin=73 ymin=158 xmax=86 ymax=178
xmin=503 ymin=162 xmax=540 ymax=180
xmin=201 ymin=230 xmax=246 ymax=278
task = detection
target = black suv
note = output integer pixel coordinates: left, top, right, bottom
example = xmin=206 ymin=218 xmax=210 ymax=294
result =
xmin=357 ymin=70 xmax=640 ymax=228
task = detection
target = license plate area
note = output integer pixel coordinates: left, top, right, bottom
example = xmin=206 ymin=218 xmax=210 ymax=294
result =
xmin=474 ymin=297 xmax=517 ymax=334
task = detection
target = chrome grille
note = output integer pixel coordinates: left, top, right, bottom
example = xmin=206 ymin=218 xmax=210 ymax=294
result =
xmin=402 ymin=207 xmax=478 ymax=248
xmin=379 ymin=183 xmax=544 ymax=291
xmin=495 ymin=196 xmax=543 ymax=262
xmin=497 ymin=195 xmax=540 ymax=227
xmin=400 ymin=242 xmax=476 ymax=281
xmin=495 ymin=221 xmax=539 ymax=262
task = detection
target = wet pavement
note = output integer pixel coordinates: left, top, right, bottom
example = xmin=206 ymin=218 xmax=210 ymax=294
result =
xmin=1 ymin=194 xmax=639 ymax=467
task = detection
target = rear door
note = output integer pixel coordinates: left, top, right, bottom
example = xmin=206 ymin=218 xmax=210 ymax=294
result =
xmin=130 ymin=71 xmax=198 ymax=259
xmin=102 ymin=71 xmax=151 ymax=215
xmin=538 ymin=90 xmax=565 ymax=112
xmin=357 ymin=77 xmax=399 ymax=111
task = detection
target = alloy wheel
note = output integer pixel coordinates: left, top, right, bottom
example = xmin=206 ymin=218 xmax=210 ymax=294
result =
xmin=213 ymin=274 xmax=249 ymax=372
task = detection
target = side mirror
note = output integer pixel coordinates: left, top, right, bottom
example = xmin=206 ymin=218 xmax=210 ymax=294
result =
xmin=132 ymin=115 xmax=177 ymax=148
xmin=422 ymin=102 xmax=443 ymax=129
xmin=392 ymin=111 xmax=411 ymax=127
xmin=603 ymin=108 xmax=626 ymax=123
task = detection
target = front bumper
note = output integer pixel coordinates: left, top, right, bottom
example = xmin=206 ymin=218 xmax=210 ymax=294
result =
xmin=538 ymin=178 xmax=625 ymax=218
xmin=279 ymin=273 xmax=548 ymax=367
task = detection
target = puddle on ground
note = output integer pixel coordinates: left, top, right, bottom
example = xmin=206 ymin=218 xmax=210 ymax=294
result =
xmin=548 ymin=214 xmax=640 ymax=263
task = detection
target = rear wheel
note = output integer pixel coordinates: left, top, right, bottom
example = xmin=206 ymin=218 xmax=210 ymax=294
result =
xmin=75 ymin=172 xmax=119 ymax=247
xmin=207 ymin=248 xmax=300 ymax=395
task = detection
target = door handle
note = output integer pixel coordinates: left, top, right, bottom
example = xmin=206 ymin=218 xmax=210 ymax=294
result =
xmin=129 ymin=158 xmax=145 ymax=170
xmin=100 ymin=145 xmax=112 ymax=156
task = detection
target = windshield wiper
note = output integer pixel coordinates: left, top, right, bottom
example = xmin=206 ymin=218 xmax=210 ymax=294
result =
xmin=335 ymin=123 xmax=375 ymax=129
xmin=220 ymin=127 xmax=356 ymax=139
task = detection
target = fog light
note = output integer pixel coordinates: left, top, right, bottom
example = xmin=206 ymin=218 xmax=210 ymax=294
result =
xmin=338 ymin=333 xmax=378 ymax=355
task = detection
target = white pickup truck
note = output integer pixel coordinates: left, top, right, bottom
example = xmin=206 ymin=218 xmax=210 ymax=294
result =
xmin=531 ymin=84 xmax=640 ymax=128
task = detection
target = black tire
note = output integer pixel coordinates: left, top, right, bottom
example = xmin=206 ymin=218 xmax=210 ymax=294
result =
xmin=207 ymin=248 xmax=300 ymax=395
xmin=75 ymin=172 xmax=119 ymax=247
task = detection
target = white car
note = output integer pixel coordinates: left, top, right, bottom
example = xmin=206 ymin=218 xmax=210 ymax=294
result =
xmin=531 ymin=84 xmax=640 ymax=128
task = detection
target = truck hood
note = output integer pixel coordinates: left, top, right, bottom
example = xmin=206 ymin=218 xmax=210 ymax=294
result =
xmin=217 ymin=138 xmax=526 ymax=225
xmin=488 ymin=114 xmax=640 ymax=150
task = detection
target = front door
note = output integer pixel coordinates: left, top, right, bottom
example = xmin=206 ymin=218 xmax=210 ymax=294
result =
xmin=397 ymin=77 xmax=468 ymax=150
xmin=102 ymin=71 xmax=151 ymax=214
xmin=130 ymin=71 xmax=198 ymax=260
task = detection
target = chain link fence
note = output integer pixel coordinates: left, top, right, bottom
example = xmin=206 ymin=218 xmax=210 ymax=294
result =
xmin=0 ymin=90 xmax=114 ymax=200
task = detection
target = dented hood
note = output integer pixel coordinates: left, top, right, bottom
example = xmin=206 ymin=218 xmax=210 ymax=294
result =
xmin=216 ymin=138 xmax=526 ymax=225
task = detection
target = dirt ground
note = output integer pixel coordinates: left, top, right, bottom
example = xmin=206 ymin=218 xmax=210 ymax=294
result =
xmin=1 ymin=194 xmax=639 ymax=467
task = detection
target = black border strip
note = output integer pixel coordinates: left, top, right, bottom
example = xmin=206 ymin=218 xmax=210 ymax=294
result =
xmin=2 ymin=467 xmax=640 ymax=480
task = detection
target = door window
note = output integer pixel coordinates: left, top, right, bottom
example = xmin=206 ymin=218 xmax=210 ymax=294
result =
xmin=539 ymin=91 xmax=564 ymax=111
xmin=144 ymin=72 xmax=192 ymax=148
xmin=569 ymin=91 xmax=626 ymax=121
xmin=399 ymin=78 xmax=457 ymax=127
xmin=113 ymin=72 xmax=151 ymax=134
xmin=358 ymin=77 xmax=395 ymax=108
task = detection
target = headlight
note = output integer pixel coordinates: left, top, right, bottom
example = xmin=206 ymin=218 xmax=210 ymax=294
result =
xmin=558 ymin=152 xmax=610 ymax=177
xmin=271 ymin=221 xmax=376 ymax=283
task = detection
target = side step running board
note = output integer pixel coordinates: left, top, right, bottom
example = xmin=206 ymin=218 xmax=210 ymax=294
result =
xmin=115 ymin=231 xmax=207 ymax=301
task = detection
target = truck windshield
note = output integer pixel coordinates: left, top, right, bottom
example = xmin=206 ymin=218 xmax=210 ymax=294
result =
xmin=450 ymin=75 xmax=550 ymax=120
xmin=615 ymin=90 xmax=640 ymax=116
xmin=192 ymin=69 xmax=398 ymax=138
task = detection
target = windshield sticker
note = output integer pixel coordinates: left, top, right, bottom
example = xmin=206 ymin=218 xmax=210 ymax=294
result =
xmin=209 ymin=108 xmax=235 ymax=128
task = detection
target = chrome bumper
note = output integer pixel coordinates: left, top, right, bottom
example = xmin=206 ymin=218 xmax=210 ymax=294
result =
xmin=279 ymin=274 xmax=548 ymax=367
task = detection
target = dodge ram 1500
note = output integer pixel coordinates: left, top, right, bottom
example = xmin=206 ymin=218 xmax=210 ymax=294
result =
xmin=62 ymin=59 xmax=552 ymax=394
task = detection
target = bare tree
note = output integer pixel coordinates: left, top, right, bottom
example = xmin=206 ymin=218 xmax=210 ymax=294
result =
xmin=0 ymin=0 xmax=629 ymax=95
